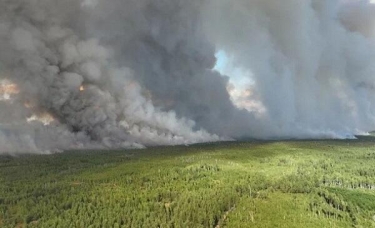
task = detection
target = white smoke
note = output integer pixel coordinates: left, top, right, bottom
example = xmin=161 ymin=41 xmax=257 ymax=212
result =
xmin=1 ymin=0 xmax=375 ymax=154
xmin=203 ymin=0 xmax=375 ymax=138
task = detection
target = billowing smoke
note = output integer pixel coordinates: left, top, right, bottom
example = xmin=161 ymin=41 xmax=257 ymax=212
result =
xmin=203 ymin=0 xmax=375 ymax=138
xmin=0 ymin=0 xmax=222 ymax=154
xmin=1 ymin=0 xmax=375 ymax=154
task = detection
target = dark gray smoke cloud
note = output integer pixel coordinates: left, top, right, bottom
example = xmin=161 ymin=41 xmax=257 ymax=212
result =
xmin=1 ymin=0 xmax=375 ymax=154
xmin=0 ymin=0 xmax=221 ymax=154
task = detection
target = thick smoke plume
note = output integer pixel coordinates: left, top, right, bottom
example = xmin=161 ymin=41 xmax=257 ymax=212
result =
xmin=1 ymin=0 xmax=375 ymax=154
xmin=204 ymin=0 xmax=375 ymax=138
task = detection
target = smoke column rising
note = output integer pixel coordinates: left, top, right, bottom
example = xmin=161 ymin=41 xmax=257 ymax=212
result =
xmin=0 ymin=0 xmax=375 ymax=154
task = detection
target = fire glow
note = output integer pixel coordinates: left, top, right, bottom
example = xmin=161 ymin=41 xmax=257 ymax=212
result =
xmin=0 ymin=80 xmax=19 ymax=100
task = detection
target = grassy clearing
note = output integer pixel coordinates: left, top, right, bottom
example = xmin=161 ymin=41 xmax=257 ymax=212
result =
xmin=1 ymin=138 xmax=375 ymax=227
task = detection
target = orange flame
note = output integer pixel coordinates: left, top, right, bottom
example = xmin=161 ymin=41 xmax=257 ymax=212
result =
xmin=0 ymin=84 xmax=19 ymax=94
xmin=0 ymin=81 xmax=19 ymax=100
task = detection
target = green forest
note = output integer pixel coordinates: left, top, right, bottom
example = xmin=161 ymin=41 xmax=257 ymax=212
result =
xmin=1 ymin=137 xmax=375 ymax=227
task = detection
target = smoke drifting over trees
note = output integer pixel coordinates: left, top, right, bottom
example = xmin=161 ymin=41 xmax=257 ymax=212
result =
xmin=1 ymin=0 xmax=375 ymax=154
